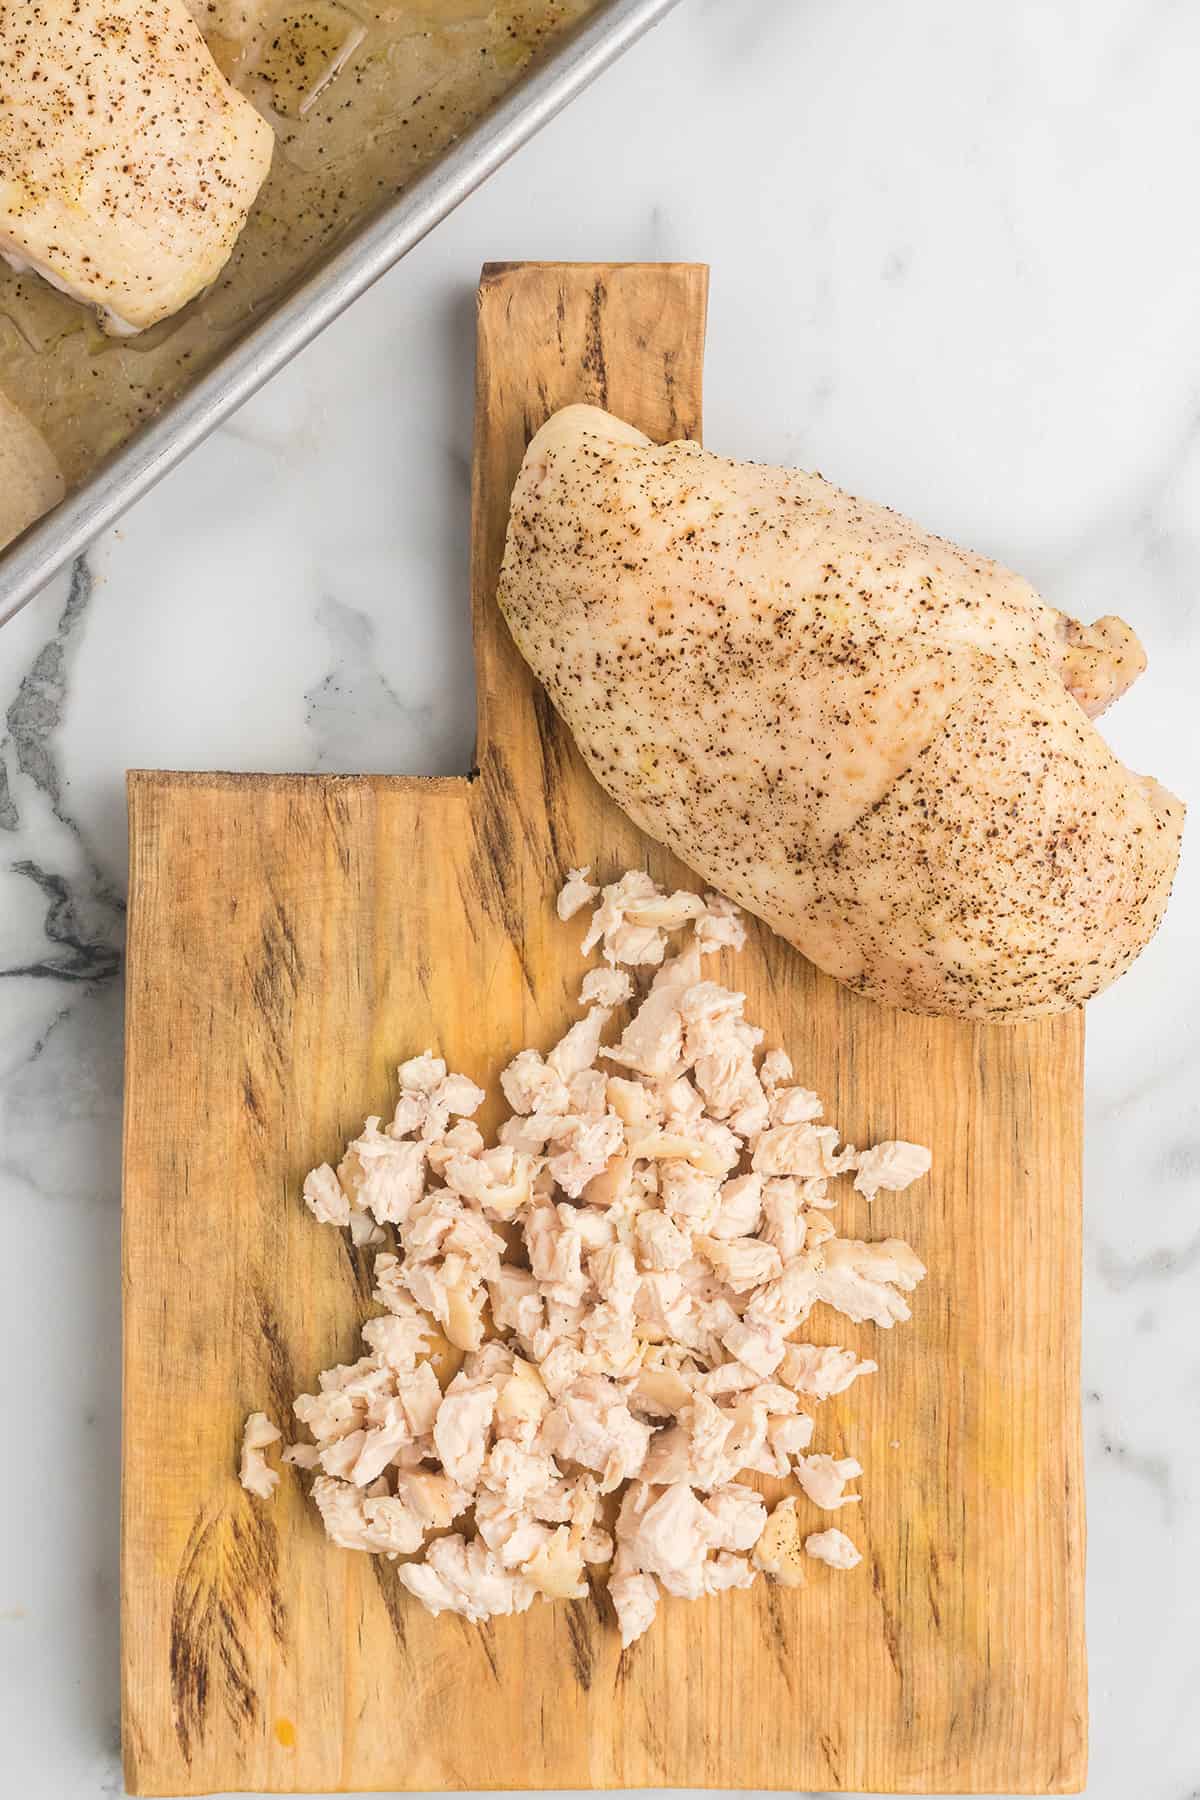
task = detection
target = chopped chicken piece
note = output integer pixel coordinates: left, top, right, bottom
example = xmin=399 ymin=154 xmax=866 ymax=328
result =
xmin=401 ymin=1256 xmax=487 ymax=1353
xmin=549 ymin=1006 xmax=613 ymax=1082
xmin=759 ymin=1178 xmax=810 ymax=1259
xmin=497 ymin=1108 xmax=562 ymax=1155
xmin=425 ymin=1120 xmax=486 ymax=1178
xmin=444 ymin=1145 xmax=535 ymax=1221
xmin=606 ymin=1077 xmax=661 ymax=1129
xmin=629 ymin=1363 xmax=695 ymax=1418
xmin=795 ymin=1454 xmax=863 ymax=1510
xmin=582 ymin=1152 xmax=635 ymax=1209
xmin=501 ymin=1050 xmax=571 ymax=1117
xmin=395 ymin=1051 xmax=446 ymax=1093
xmin=393 ymin=1070 xmax=486 ymax=1142
xmin=238 ymin=1412 xmax=281 ymax=1500
xmin=710 ymin=1173 xmax=764 ymax=1240
xmin=522 ymin=1525 xmax=588 ymax=1599
xmin=568 ymin=1068 xmax=609 ymax=1118
xmin=337 ymin=1120 xmax=426 ymax=1227
xmin=694 ymin=893 xmax=747 ymax=955
xmin=282 ymin=1441 xmax=320 ymax=1469
xmin=542 ymin=1376 xmax=652 ymax=1490
xmin=311 ymin=1476 xmax=426 ymax=1555
xmin=617 ymin=1481 xmax=719 ymax=1600
xmin=752 ymin=1122 xmax=854 ymax=1180
xmin=688 ymin=1118 xmax=743 ymax=1178
xmin=759 ymin=1050 xmax=794 ymax=1093
xmin=558 ymin=866 xmax=599 ymax=921
xmin=703 ymin=1484 xmax=769 ymax=1551
xmin=753 ymin=1497 xmax=807 ymax=1586
xmin=393 ymin=1469 xmax=466 ymax=1528
xmin=636 ymin=1271 xmax=700 ymax=1347
xmin=303 ymin=1163 xmax=350 ymax=1227
xmin=546 ymin=1112 xmax=625 ymax=1200
xmin=704 ymin=1552 xmax=757 ymax=1593
xmin=360 ymin=1305 xmax=432 ymax=1372
xmin=658 ymin=1160 xmax=722 ymax=1232
xmin=769 ymin=1086 xmax=824 ymax=1127
xmin=636 ymin=1210 xmax=693 ymax=1272
xmin=391 ymin=1363 xmax=442 ymax=1436
xmin=721 ymin=1317 xmax=786 ymax=1378
xmin=433 ymin=1376 xmax=496 ymax=1490
xmin=603 ymin=946 xmax=700 ymax=1076
xmin=482 ymin=1438 xmax=559 ymax=1509
xmin=805 ymin=1527 xmax=863 ymax=1570
xmin=488 ymin=1266 xmax=543 ymax=1340
xmin=660 ymin=1073 xmax=704 ymax=1133
xmin=694 ymin=1234 xmax=782 ymax=1293
xmin=744 ymin=1259 xmax=821 ymax=1335
xmin=581 ymin=870 xmax=668 ymax=965
xmin=537 ymin=1341 xmax=586 ymax=1398
xmin=589 ymin=1241 xmax=638 ymax=1302
xmin=624 ymin=890 xmax=707 ymax=930
xmin=397 ymin=1534 xmax=538 ymax=1621
xmin=609 ymin=1561 xmax=659 ymax=1648
xmin=525 ymin=1197 xmax=586 ymax=1303
xmin=581 ymin=966 xmax=635 ymax=1008
xmin=853 ymin=1140 xmax=933 ymax=1202
xmin=694 ymin=1361 xmax=758 ymax=1399
xmin=814 ymin=1238 xmax=927 ymax=1328
xmin=495 ymin=1353 xmax=549 ymax=1424
xmin=474 ymin=1494 xmax=553 ymax=1567
xmin=778 ymin=1343 xmax=878 ymax=1399
xmin=582 ymin=1526 xmax=614 ymax=1563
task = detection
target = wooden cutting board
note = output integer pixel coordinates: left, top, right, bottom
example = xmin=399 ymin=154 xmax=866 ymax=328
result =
xmin=122 ymin=262 xmax=1087 ymax=1796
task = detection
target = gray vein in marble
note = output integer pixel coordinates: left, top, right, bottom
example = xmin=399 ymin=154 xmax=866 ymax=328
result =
xmin=5 ymin=557 xmax=90 ymax=814
xmin=1097 ymin=1426 xmax=1174 ymax=1520
xmin=1096 ymin=1225 xmax=1200 ymax=1292
xmin=2 ymin=862 xmax=121 ymax=983
xmin=303 ymin=595 xmax=437 ymax=772
xmin=0 ymin=556 xmax=125 ymax=988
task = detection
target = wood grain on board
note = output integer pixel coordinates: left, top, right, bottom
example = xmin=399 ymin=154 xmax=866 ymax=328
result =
xmin=121 ymin=261 xmax=1087 ymax=1795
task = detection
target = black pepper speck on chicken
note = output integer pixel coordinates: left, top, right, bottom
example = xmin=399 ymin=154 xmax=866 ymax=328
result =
xmin=497 ymin=405 xmax=1184 ymax=1020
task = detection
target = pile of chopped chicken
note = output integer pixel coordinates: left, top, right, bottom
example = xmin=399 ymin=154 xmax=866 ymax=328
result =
xmin=241 ymin=869 xmax=930 ymax=1647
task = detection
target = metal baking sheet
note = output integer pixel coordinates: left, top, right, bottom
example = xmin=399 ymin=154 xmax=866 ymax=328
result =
xmin=0 ymin=0 xmax=682 ymax=627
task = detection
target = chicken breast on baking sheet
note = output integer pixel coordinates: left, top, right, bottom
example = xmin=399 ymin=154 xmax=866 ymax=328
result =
xmin=0 ymin=0 xmax=273 ymax=335
xmin=0 ymin=386 xmax=63 ymax=547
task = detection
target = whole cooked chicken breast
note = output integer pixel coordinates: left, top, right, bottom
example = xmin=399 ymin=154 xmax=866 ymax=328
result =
xmin=497 ymin=405 xmax=1184 ymax=1020
xmin=0 ymin=0 xmax=274 ymax=335
xmin=0 ymin=386 xmax=64 ymax=547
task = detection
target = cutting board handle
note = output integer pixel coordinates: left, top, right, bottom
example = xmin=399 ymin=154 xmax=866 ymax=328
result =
xmin=469 ymin=261 xmax=709 ymax=775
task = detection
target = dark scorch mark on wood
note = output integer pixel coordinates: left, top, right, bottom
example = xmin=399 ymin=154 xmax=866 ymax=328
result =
xmin=582 ymin=278 xmax=609 ymax=409
xmin=530 ymin=684 xmax=574 ymax=874
xmin=169 ymin=1503 xmax=287 ymax=1763
xmin=818 ymin=1729 xmax=842 ymax=1784
xmin=762 ymin=1584 xmax=796 ymax=1693
xmin=564 ymin=1596 xmax=595 ymax=1691
xmin=245 ymin=898 xmax=305 ymax=1076
xmin=927 ymin=1543 xmax=943 ymax=1629
xmin=252 ymin=1283 xmax=298 ymax=1436
xmin=370 ymin=1558 xmax=410 ymax=1658
xmin=469 ymin=753 xmax=537 ymax=999
xmin=871 ymin=1552 xmax=904 ymax=1680
xmin=471 ymin=1618 xmax=500 ymax=1685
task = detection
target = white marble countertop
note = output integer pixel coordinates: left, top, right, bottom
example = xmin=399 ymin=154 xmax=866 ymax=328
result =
xmin=1 ymin=2 xmax=1197 ymax=1795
